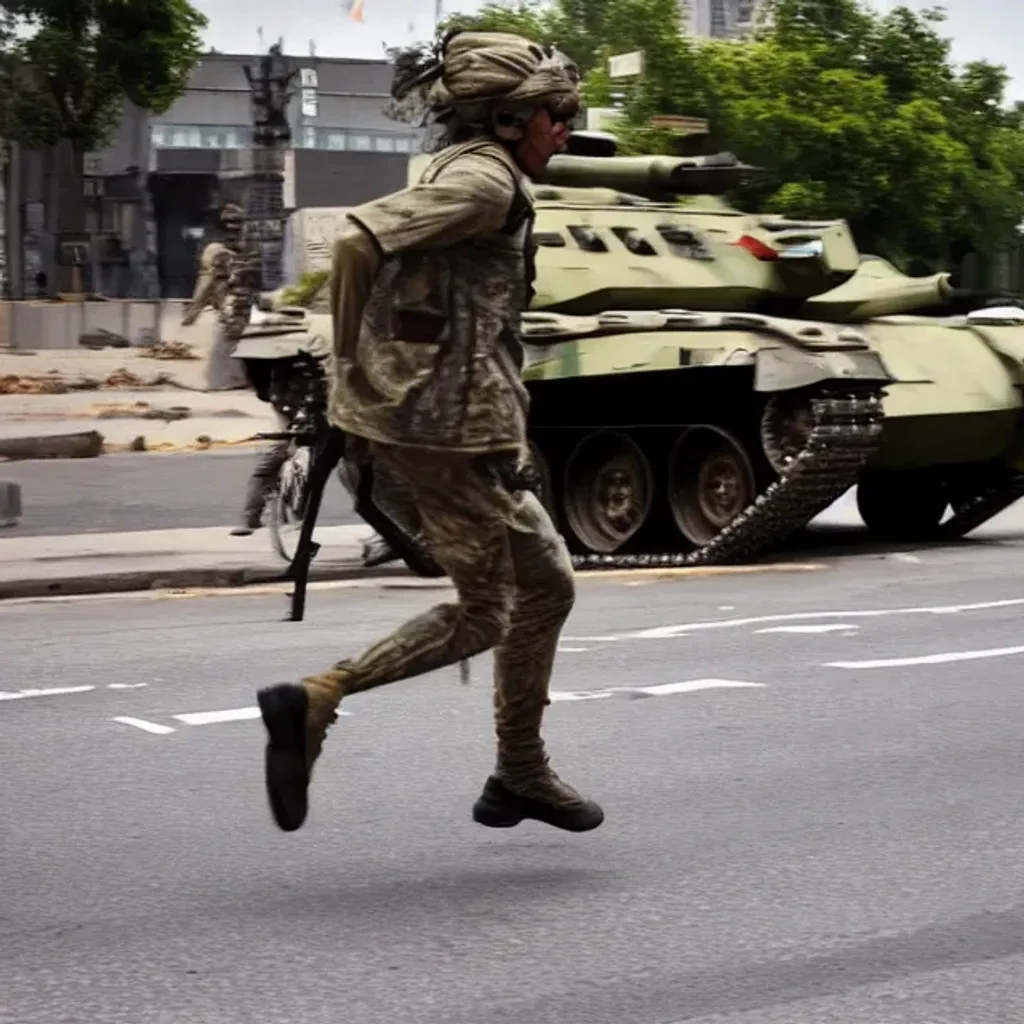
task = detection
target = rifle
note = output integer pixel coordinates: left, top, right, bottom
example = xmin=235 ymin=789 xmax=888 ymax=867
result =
xmin=284 ymin=426 xmax=445 ymax=622
xmin=284 ymin=425 xmax=346 ymax=622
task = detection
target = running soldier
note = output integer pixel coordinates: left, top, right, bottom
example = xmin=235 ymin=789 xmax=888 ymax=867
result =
xmin=256 ymin=30 xmax=604 ymax=835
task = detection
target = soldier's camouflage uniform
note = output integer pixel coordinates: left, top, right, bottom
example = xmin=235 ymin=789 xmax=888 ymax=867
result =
xmin=180 ymin=203 xmax=251 ymax=392
xmin=256 ymin=31 xmax=604 ymax=836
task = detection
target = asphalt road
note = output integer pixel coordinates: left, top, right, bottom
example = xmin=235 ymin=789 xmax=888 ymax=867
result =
xmin=2 ymin=449 xmax=360 ymax=536
xmin=8 ymin=449 xmax=1024 ymax=566
xmin=5 ymin=547 xmax=1024 ymax=1023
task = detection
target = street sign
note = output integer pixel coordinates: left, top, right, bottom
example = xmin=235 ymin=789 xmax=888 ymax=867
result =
xmin=649 ymin=115 xmax=709 ymax=133
xmin=608 ymin=50 xmax=645 ymax=79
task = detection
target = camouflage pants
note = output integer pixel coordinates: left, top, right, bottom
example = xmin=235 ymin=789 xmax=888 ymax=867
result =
xmin=315 ymin=441 xmax=576 ymax=787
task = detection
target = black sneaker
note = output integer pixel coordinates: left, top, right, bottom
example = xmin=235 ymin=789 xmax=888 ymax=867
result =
xmin=472 ymin=774 xmax=605 ymax=832
xmin=257 ymin=683 xmax=311 ymax=832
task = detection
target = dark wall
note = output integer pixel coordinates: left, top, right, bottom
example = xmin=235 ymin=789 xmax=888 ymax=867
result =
xmin=149 ymin=173 xmax=220 ymax=298
xmin=293 ymin=149 xmax=409 ymax=208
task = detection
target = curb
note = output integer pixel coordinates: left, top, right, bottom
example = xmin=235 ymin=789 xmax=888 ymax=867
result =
xmin=0 ymin=559 xmax=414 ymax=602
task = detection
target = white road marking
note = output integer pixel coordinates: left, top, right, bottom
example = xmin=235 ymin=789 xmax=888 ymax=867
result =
xmin=636 ymin=680 xmax=764 ymax=695
xmin=173 ymin=706 xmax=354 ymax=726
xmin=558 ymin=646 xmax=590 ymax=653
xmin=144 ymin=678 xmax=765 ymax=733
xmin=113 ymin=716 xmax=176 ymax=735
xmin=108 ymin=683 xmax=148 ymax=690
xmin=755 ymin=624 xmax=858 ymax=635
xmin=0 ymin=685 xmax=95 ymax=701
xmin=827 ymin=645 xmax=1024 ymax=669
xmin=553 ymin=679 xmax=763 ymax=701
xmin=174 ymin=707 xmax=261 ymax=726
xmin=627 ymin=597 xmax=1024 ymax=640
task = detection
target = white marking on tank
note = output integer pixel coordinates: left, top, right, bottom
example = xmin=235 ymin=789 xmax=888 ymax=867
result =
xmin=113 ymin=716 xmax=176 ymax=735
xmin=826 ymin=645 xmax=1024 ymax=669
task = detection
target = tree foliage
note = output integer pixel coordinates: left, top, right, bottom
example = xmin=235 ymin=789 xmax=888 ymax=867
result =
xmin=0 ymin=0 xmax=207 ymax=151
xmin=444 ymin=0 xmax=1024 ymax=274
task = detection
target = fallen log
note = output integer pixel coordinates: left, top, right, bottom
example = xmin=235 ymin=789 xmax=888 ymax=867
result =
xmin=0 ymin=430 xmax=104 ymax=461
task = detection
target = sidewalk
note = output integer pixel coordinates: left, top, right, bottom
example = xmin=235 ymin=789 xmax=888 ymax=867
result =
xmin=0 ymin=322 xmax=279 ymax=456
xmin=0 ymin=524 xmax=418 ymax=600
xmin=0 ymin=389 xmax=278 ymax=454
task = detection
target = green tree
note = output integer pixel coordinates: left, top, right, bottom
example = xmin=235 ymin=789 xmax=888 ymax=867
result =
xmin=443 ymin=0 xmax=1024 ymax=275
xmin=1 ymin=0 xmax=207 ymax=290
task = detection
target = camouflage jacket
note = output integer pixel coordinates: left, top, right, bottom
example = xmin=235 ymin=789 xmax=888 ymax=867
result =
xmin=328 ymin=136 xmax=535 ymax=454
xmin=181 ymin=240 xmax=255 ymax=342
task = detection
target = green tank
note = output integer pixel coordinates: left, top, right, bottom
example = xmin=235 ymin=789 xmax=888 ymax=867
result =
xmin=269 ymin=134 xmax=1022 ymax=572
xmin=474 ymin=133 xmax=1022 ymax=568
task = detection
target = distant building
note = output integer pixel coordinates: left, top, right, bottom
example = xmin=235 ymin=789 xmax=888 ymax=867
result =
xmin=3 ymin=51 xmax=421 ymax=299
xmin=680 ymin=0 xmax=762 ymax=39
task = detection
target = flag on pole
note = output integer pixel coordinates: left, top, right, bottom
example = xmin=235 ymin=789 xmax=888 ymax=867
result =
xmin=340 ymin=0 xmax=365 ymax=21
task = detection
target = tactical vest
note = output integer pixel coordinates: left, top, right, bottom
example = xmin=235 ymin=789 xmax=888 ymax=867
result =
xmin=332 ymin=137 xmax=535 ymax=454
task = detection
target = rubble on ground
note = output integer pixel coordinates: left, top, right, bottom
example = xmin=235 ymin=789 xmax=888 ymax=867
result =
xmin=139 ymin=341 xmax=199 ymax=361
xmin=0 ymin=368 xmax=176 ymax=395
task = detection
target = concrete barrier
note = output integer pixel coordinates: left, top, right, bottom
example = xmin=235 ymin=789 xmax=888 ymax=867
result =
xmin=0 ymin=481 xmax=21 ymax=527
xmin=0 ymin=299 xmax=191 ymax=350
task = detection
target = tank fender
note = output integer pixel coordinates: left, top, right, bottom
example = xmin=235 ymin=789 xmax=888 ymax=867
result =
xmin=231 ymin=332 xmax=330 ymax=362
xmin=754 ymin=345 xmax=893 ymax=392
xmin=963 ymin=321 xmax=1024 ymax=374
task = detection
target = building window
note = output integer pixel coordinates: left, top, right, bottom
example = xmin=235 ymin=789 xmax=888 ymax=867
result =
xmin=151 ymin=125 xmax=168 ymax=147
xmin=300 ymin=125 xmax=317 ymax=148
xmin=349 ymin=133 xmax=371 ymax=151
xmin=324 ymin=131 xmax=346 ymax=150
xmin=394 ymin=137 xmax=413 ymax=153
xmin=171 ymin=126 xmax=201 ymax=148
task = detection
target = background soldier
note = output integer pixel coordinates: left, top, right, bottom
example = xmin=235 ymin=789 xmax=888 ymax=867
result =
xmin=180 ymin=202 xmax=251 ymax=391
xmin=256 ymin=30 xmax=604 ymax=835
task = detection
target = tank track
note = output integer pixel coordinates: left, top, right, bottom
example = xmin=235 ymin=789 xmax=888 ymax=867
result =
xmin=568 ymin=384 xmax=887 ymax=571
xmin=939 ymin=470 xmax=1024 ymax=539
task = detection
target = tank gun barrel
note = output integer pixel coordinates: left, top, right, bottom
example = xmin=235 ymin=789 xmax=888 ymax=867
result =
xmin=537 ymin=153 xmax=756 ymax=200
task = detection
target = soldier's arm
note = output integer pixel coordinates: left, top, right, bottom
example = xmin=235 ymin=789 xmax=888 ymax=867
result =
xmin=181 ymin=245 xmax=227 ymax=326
xmin=329 ymin=225 xmax=380 ymax=363
xmin=346 ymin=152 xmax=516 ymax=257
xmin=328 ymin=152 xmax=517 ymax=362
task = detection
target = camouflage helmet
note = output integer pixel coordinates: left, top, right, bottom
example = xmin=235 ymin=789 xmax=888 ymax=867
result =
xmin=388 ymin=30 xmax=581 ymax=137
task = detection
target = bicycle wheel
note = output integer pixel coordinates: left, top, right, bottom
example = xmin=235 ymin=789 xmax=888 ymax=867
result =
xmin=269 ymin=445 xmax=312 ymax=564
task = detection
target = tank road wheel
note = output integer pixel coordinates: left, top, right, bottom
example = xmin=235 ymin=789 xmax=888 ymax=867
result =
xmin=856 ymin=469 xmax=949 ymax=540
xmin=562 ymin=431 xmax=654 ymax=553
xmin=669 ymin=426 xmax=757 ymax=546
xmin=760 ymin=390 xmax=815 ymax=475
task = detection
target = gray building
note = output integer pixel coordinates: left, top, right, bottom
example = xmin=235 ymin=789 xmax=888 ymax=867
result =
xmin=681 ymin=0 xmax=762 ymax=38
xmin=3 ymin=50 xmax=419 ymax=299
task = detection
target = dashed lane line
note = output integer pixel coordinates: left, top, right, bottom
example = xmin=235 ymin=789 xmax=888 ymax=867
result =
xmin=111 ymin=678 xmax=767 ymax=735
xmin=826 ymin=645 xmax=1024 ymax=669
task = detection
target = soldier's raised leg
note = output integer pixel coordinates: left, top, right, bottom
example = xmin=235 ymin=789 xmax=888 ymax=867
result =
xmin=257 ymin=445 xmax=603 ymax=833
